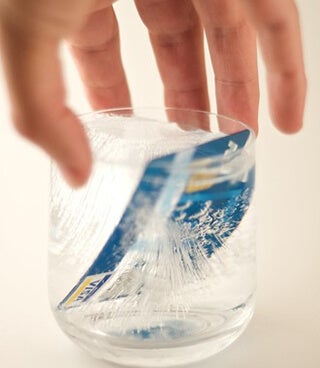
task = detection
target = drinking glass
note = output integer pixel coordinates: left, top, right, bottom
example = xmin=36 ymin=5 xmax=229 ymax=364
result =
xmin=49 ymin=107 xmax=256 ymax=367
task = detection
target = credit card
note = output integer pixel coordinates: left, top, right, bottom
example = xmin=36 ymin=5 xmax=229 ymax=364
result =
xmin=59 ymin=129 xmax=254 ymax=310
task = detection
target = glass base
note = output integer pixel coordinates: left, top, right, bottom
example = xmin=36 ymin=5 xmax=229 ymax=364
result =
xmin=55 ymin=297 xmax=254 ymax=367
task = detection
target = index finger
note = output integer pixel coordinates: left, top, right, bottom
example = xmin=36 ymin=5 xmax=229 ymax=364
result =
xmin=241 ymin=0 xmax=307 ymax=133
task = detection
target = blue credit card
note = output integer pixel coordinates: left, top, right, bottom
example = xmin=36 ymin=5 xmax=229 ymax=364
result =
xmin=58 ymin=129 xmax=254 ymax=310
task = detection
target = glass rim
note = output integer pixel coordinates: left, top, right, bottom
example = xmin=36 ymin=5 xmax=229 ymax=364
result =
xmin=75 ymin=107 xmax=255 ymax=169
xmin=78 ymin=106 xmax=256 ymax=138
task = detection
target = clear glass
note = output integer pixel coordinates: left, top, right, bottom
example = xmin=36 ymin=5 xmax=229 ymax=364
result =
xmin=49 ymin=107 xmax=256 ymax=367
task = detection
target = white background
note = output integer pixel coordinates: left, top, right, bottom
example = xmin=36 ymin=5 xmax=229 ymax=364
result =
xmin=0 ymin=1 xmax=319 ymax=367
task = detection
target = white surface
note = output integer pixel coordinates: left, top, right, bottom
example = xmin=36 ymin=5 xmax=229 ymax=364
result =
xmin=0 ymin=1 xmax=319 ymax=367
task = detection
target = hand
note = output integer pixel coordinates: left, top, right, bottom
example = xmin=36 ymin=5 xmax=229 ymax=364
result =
xmin=0 ymin=0 xmax=306 ymax=187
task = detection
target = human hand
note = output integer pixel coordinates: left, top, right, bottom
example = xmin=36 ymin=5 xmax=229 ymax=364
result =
xmin=0 ymin=0 xmax=306 ymax=187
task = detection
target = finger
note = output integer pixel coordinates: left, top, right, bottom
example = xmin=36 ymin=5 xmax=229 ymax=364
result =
xmin=0 ymin=23 xmax=92 ymax=187
xmin=241 ymin=0 xmax=306 ymax=133
xmin=193 ymin=0 xmax=259 ymax=134
xmin=135 ymin=0 xmax=210 ymax=126
xmin=68 ymin=6 xmax=131 ymax=109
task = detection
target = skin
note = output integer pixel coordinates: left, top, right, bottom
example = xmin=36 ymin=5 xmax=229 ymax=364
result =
xmin=0 ymin=0 xmax=307 ymax=187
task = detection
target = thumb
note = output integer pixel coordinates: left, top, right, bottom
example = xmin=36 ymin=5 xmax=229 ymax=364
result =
xmin=0 ymin=19 xmax=92 ymax=187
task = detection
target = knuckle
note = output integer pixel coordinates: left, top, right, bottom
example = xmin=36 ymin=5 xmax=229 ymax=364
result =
xmin=71 ymin=30 xmax=118 ymax=53
xmin=137 ymin=1 xmax=199 ymax=47
xmin=153 ymin=25 xmax=197 ymax=47
xmin=264 ymin=17 xmax=289 ymax=34
xmin=69 ymin=10 xmax=119 ymax=53
xmin=210 ymin=20 xmax=248 ymax=39
xmin=258 ymin=2 xmax=299 ymax=34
